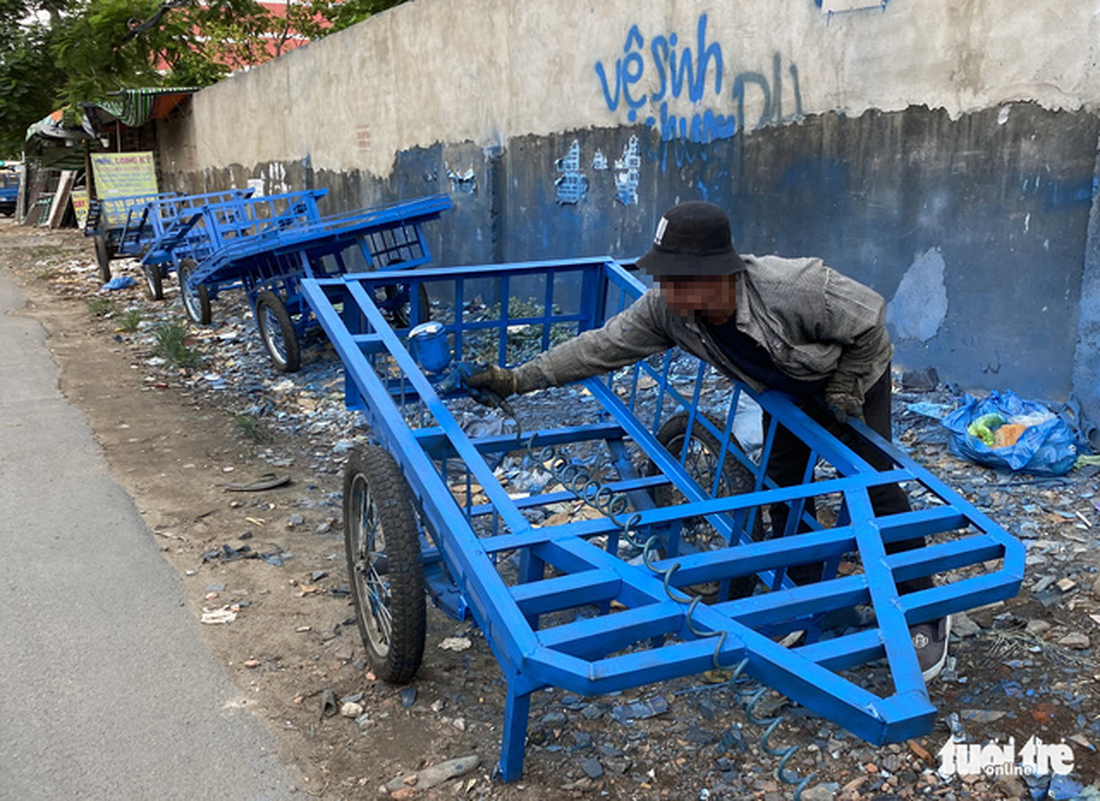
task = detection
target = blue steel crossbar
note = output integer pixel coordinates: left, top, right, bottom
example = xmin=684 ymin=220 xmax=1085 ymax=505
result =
xmin=139 ymin=188 xmax=256 ymax=268
xmin=300 ymin=258 xmax=1025 ymax=781
xmin=183 ymin=192 xmax=451 ymax=289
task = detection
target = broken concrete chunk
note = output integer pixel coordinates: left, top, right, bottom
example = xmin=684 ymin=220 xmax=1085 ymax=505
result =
xmin=952 ymin=612 xmax=981 ymax=638
xmin=1058 ymin=632 xmax=1090 ymax=650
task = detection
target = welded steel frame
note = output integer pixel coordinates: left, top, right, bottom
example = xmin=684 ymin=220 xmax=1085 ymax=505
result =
xmin=300 ymin=258 xmax=1025 ymax=782
xmin=166 ymin=193 xmax=451 ymax=335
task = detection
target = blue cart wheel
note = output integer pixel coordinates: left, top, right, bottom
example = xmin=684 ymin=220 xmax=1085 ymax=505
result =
xmin=343 ymin=446 xmax=426 ymax=684
xmin=94 ymin=236 xmax=113 ymax=284
xmin=255 ymin=290 xmax=301 ymax=373
xmin=177 ymin=259 xmax=211 ymax=325
xmin=647 ymin=410 xmax=764 ymax=599
xmin=142 ymin=264 xmax=164 ymax=301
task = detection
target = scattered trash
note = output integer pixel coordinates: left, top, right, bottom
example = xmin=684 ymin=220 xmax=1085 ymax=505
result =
xmin=223 ymin=473 xmax=291 ymax=492
xmin=610 ymin=696 xmax=669 ymax=724
xmin=959 ymin=708 xmax=1007 ymax=723
xmin=439 ymin=636 xmax=472 ymax=651
xmin=319 ymin=689 xmax=337 ymax=719
xmin=200 ymin=605 xmax=238 ymax=624
xmin=906 ymin=400 xmax=954 ymax=419
xmin=27 ymin=246 xmax=1100 ymax=797
xmin=942 ymin=390 xmax=1080 ymax=475
xmin=100 ymin=275 xmax=136 ymax=291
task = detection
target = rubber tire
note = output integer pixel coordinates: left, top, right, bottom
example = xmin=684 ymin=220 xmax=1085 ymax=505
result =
xmin=94 ymin=236 xmax=113 ymax=284
xmin=255 ymin=290 xmax=301 ymax=373
xmin=648 ymin=411 xmax=764 ymax=599
xmin=143 ymin=264 xmax=164 ymax=301
xmin=343 ymin=445 xmax=426 ymax=684
xmin=383 ymin=283 xmax=431 ymax=329
xmin=178 ymin=259 xmax=211 ymax=325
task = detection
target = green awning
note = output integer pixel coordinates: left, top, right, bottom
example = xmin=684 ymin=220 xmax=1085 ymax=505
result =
xmin=84 ymin=87 xmax=197 ymax=130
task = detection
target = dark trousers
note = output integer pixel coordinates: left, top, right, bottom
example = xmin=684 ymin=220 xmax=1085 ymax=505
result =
xmin=763 ymin=367 xmax=933 ymax=594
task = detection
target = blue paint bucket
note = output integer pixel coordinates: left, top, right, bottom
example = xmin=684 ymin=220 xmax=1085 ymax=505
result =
xmin=407 ymin=320 xmax=451 ymax=374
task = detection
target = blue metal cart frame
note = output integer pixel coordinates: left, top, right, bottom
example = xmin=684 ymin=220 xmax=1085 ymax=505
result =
xmin=300 ymin=257 xmax=1025 ymax=784
xmin=132 ymin=188 xmax=255 ymax=299
xmin=82 ymin=189 xmax=253 ymax=288
xmin=148 ymin=191 xmax=452 ymax=372
xmin=83 ymin=191 xmax=175 ymax=282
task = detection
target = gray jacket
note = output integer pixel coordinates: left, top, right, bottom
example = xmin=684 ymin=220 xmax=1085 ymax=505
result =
xmin=515 ymin=254 xmax=894 ymax=405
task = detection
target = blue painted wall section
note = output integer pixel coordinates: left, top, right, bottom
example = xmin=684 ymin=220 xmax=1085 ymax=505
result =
xmin=180 ymin=104 xmax=1099 ymax=416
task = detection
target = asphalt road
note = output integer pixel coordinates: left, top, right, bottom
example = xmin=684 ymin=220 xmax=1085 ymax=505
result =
xmin=0 ymin=270 xmax=301 ymax=800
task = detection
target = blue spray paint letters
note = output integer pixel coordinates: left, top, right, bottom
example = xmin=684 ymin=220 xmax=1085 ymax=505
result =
xmin=595 ymin=14 xmax=803 ymax=150
xmin=649 ymin=14 xmax=723 ymax=105
xmin=595 ymin=26 xmax=648 ymax=119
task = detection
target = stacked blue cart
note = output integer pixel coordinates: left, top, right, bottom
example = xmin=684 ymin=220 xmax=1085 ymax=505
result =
xmin=142 ymin=189 xmax=451 ymax=371
xmin=298 ymin=257 xmax=1025 ymax=785
xmin=88 ymin=188 xmax=452 ymax=371
xmin=83 ymin=189 xmax=252 ymax=285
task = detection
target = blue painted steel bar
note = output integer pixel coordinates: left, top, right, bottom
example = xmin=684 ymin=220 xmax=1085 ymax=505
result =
xmin=300 ymin=256 xmax=1026 ymax=782
xmin=172 ymin=193 xmax=450 ymax=325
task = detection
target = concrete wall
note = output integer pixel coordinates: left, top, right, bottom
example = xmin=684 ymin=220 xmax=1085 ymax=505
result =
xmin=155 ymin=0 xmax=1100 ymax=441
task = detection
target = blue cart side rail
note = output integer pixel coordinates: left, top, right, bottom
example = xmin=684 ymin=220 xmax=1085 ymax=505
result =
xmin=83 ymin=192 xmax=177 ymax=247
xmin=84 ymin=188 xmax=256 ymax=262
xmin=138 ymin=188 xmax=256 ymax=267
xmin=174 ymin=192 xmax=452 ymax=314
xmin=300 ymin=259 xmax=1025 ymax=781
xmin=183 ymin=192 xmax=451 ymax=286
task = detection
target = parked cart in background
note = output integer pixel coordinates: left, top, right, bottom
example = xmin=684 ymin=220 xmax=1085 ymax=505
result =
xmin=299 ymin=257 xmax=1025 ymax=786
xmin=145 ymin=190 xmax=451 ymax=372
xmin=82 ymin=188 xmax=253 ymax=286
xmin=83 ymin=191 xmax=174 ymax=282
xmin=135 ymin=188 xmax=254 ymax=300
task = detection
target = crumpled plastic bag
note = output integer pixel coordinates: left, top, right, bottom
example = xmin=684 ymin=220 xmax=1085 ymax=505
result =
xmin=941 ymin=390 xmax=1078 ymax=476
xmin=100 ymin=275 xmax=136 ymax=291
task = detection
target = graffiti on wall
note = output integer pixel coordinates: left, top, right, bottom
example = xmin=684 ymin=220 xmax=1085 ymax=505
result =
xmin=555 ymin=140 xmax=588 ymax=205
xmin=595 ymin=14 xmax=804 ymax=150
xmin=613 ymin=136 xmax=642 ymax=206
xmin=548 ymin=138 xmax=640 ymax=206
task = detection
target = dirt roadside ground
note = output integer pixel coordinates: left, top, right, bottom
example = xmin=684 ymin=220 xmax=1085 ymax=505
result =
xmin=0 ymin=221 xmax=530 ymax=800
xmin=3 ymin=219 xmax=1097 ymax=801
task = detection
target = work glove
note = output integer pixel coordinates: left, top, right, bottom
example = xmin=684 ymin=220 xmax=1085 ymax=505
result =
xmin=464 ymin=364 xmax=517 ymax=399
xmin=825 ymin=392 xmax=864 ymax=424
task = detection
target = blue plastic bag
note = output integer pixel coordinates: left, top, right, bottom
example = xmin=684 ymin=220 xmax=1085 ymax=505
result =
xmin=942 ymin=390 xmax=1078 ymax=476
xmin=100 ymin=275 xmax=136 ymax=291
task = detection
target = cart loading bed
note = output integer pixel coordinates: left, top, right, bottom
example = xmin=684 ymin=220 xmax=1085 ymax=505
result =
xmin=145 ymin=190 xmax=452 ymax=372
xmin=298 ymin=257 xmax=1025 ymax=786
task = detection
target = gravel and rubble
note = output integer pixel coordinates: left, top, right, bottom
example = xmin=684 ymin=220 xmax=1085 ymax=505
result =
xmin=4 ymin=228 xmax=1099 ymax=799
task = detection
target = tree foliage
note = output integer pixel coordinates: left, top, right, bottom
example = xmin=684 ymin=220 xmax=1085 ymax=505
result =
xmin=0 ymin=0 xmax=408 ymax=158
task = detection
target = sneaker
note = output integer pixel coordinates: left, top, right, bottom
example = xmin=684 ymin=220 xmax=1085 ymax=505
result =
xmin=911 ymin=615 xmax=951 ymax=681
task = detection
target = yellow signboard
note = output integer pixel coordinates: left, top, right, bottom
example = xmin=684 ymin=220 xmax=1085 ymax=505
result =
xmin=71 ymin=188 xmax=90 ymax=229
xmin=91 ymin=152 xmax=159 ymax=225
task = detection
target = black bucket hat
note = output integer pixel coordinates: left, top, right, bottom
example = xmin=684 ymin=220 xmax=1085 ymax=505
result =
xmin=636 ymin=201 xmax=747 ymax=278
